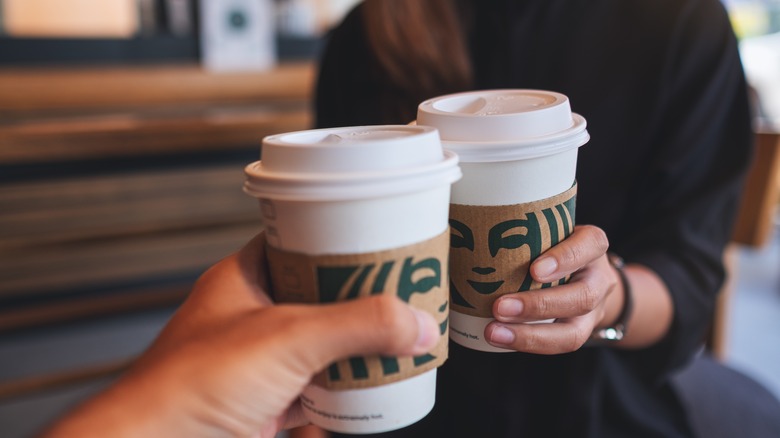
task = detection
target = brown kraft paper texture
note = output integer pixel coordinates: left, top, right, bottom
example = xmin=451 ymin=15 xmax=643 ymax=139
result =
xmin=449 ymin=183 xmax=577 ymax=317
xmin=265 ymin=230 xmax=450 ymax=390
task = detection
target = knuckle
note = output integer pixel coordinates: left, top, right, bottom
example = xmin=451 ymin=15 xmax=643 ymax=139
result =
xmin=585 ymin=225 xmax=610 ymax=253
xmin=579 ymin=280 xmax=601 ymax=312
xmin=531 ymin=293 xmax=552 ymax=317
xmin=559 ymin=242 xmax=583 ymax=266
xmin=272 ymin=308 xmax=308 ymax=340
xmin=563 ymin=326 xmax=587 ymax=352
xmin=604 ymin=264 xmax=620 ymax=293
xmin=520 ymin=330 xmax=544 ymax=352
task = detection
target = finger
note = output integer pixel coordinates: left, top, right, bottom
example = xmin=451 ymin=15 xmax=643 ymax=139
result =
xmin=484 ymin=314 xmax=599 ymax=354
xmin=152 ymin=233 xmax=272 ymax=349
xmin=235 ymin=231 xmax=273 ymax=299
xmin=494 ymin=258 xmax=612 ymax=323
xmin=280 ymin=402 xmax=309 ymax=431
xmin=530 ymin=225 xmax=609 ymax=283
xmin=186 ymin=232 xmax=272 ymax=315
xmin=279 ymin=295 xmax=441 ymax=373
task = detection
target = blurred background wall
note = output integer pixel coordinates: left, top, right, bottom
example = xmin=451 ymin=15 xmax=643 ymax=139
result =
xmin=0 ymin=2 xmax=358 ymax=437
xmin=0 ymin=1 xmax=778 ymax=437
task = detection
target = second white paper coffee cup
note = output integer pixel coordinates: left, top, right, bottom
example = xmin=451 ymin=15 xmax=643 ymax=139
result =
xmin=417 ymin=89 xmax=589 ymax=352
xmin=244 ymin=125 xmax=461 ymax=433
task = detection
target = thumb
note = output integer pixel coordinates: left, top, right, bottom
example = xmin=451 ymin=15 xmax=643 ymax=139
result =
xmin=285 ymin=295 xmax=442 ymax=372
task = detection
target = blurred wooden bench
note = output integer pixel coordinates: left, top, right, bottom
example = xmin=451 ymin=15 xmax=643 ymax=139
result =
xmin=732 ymin=129 xmax=780 ymax=247
xmin=0 ymin=63 xmax=315 ymax=332
xmin=709 ymin=128 xmax=780 ymax=359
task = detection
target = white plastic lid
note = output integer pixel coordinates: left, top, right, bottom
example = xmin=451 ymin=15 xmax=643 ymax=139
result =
xmin=244 ymin=125 xmax=462 ymax=201
xmin=417 ymin=89 xmax=589 ymax=162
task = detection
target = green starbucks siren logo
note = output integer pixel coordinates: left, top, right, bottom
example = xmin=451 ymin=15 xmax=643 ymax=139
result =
xmin=317 ymin=256 xmax=447 ymax=382
xmin=266 ymin=231 xmax=451 ymax=389
xmin=449 ymin=184 xmax=577 ymax=316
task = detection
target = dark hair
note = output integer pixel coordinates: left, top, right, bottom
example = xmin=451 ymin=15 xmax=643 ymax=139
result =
xmin=362 ymin=0 xmax=473 ymax=122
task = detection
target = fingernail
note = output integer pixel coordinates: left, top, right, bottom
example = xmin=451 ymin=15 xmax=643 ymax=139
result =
xmin=534 ymin=257 xmax=558 ymax=278
xmin=411 ymin=308 xmax=439 ymax=352
xmin=489 ymin=325 xmax=515 ymax=345
xmin=497 ymin=298 xmax=523 ymax=317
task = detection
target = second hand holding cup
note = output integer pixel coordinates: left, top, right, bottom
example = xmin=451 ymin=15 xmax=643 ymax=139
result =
xmin=416 ymin=89 xmax=589 ymax=352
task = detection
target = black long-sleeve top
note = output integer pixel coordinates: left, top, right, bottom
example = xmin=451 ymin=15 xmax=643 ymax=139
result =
xmin=315 ymin=0 xmax=753 ymax=436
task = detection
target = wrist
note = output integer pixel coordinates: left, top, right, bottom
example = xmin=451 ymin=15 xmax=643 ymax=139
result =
xmin=44 ymin=363 xmax=195 ymax=437
xmin=600 ymin=257 xmax=625 ymax=328
xmin=591 ymin=253 xmax=633 ymax=342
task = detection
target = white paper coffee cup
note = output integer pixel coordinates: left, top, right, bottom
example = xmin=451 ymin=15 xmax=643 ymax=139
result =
xmin=417 ymin=89 xmax=589 ymax=352
xmin=243 ymin=125 xmax=461 ymax=433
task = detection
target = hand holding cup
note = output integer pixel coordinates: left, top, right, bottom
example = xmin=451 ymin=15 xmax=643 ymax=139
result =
xmin=42 ymin=235 xmax=442 ymax=438
xmin=484 ymin=225 xmax=621 ymax=354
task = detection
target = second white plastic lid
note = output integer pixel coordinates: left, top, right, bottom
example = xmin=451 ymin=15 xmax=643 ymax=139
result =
xmin=417 ymin=89 xmax=589 ymax=162
xmin=418 ymin=89 xmax=577 ymax=141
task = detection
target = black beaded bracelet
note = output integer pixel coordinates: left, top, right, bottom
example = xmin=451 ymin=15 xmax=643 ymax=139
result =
xmin=591 ymin=253 xmax=633 ymax=342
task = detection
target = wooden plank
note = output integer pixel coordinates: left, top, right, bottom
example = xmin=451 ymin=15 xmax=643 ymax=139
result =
xmin=0 ymin=165 xmax=260 ymax=249
xmin=0 ymin=222 xmax=261 ymax=297
xmin=732 ymin=132 xmax=780 ymax=247
xmin=0 ymin=108 xmax=311 ymax=164
xmin=0 ymin=285 xmax=188 ymax=333
xmin=0 ymin=211 xmax=259 ymax=251
xmin=3 ymin=0 xmax=138 ymax=38
xmin=0 ymin=62 xmax=315 ymax=113
xmin=0 ymin=164 xmax=247 ymax=208
xmin=0 ymin=358 xmax=132 ymax=400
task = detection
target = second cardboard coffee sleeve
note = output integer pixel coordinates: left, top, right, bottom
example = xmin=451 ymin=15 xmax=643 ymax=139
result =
xmin=449 ymin=183 xmax=577 ymax=317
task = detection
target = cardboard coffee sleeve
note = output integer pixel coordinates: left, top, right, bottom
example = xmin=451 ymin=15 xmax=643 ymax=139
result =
xmin=266 ymin=231 xmax=450 ymax=390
